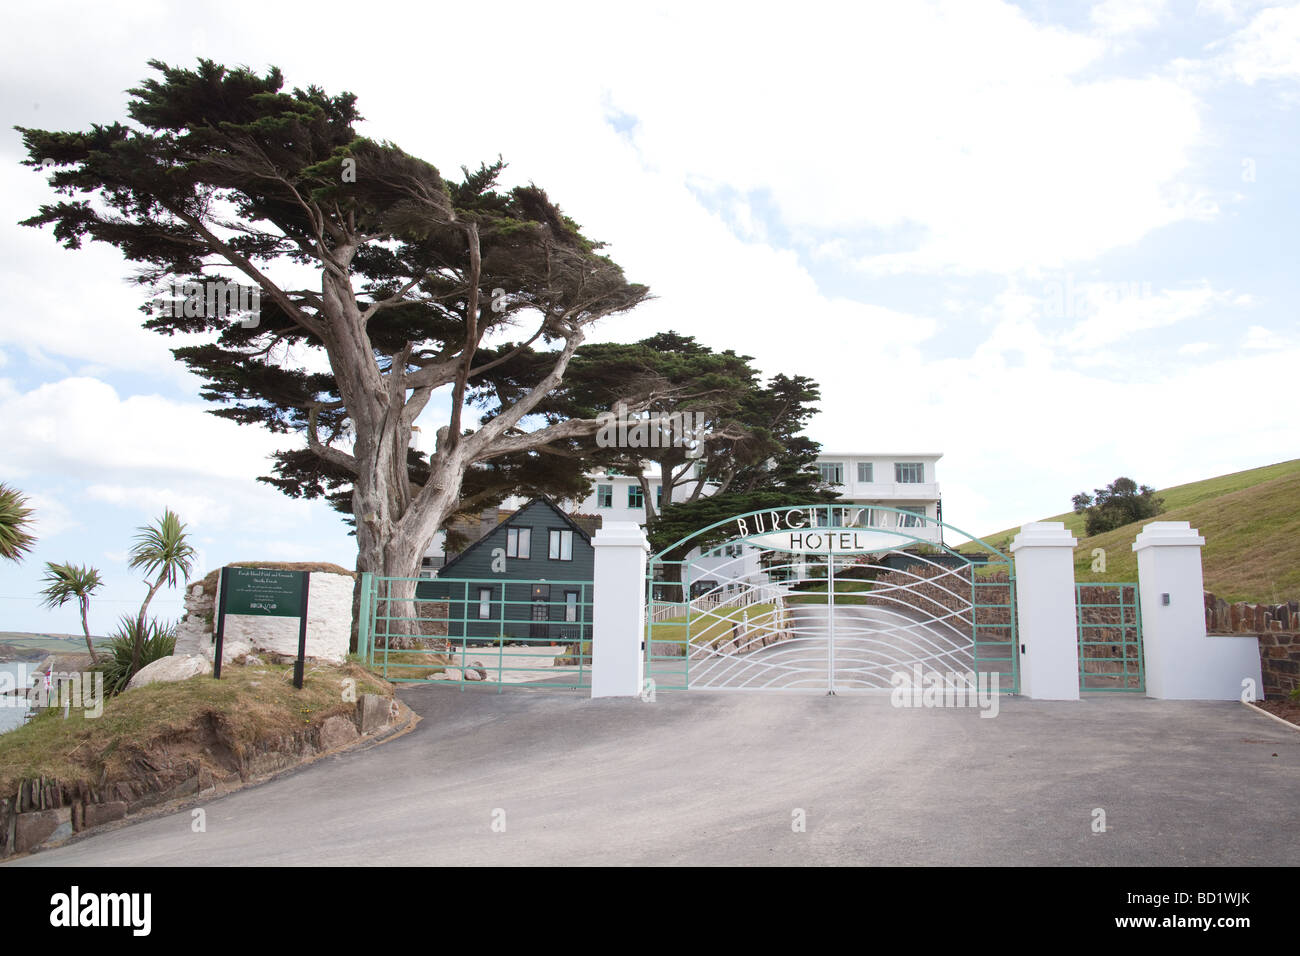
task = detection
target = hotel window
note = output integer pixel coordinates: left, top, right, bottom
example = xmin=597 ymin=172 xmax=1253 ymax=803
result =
xmin=852 ymin=508 xmax=879 ymax=528
xmin=549 ymin=529 xmax=573 ymax=561
xmin=817 ymin=462 xmax=844 ymax=485
xmin=898 ymin=506 xmax=926 ymax=528
xmin=506 ymin=527 xmax=530 ymax=559
xmin=564 ymin=591 xmax=578 ymax=623
xmin=596 ymin=484 xmax=613 ymax=508
xmin=895 ymin=462 xmax=924 ymax=483
xmin=477 ymin=587 xmax=492 ymax=620
xmin=857 ymin=462 xmax=873 ymax=483
xmin=628 ymin=485 xmax=644 ymax=509
xmin=655 ymin=485 xmax=662 ymax=507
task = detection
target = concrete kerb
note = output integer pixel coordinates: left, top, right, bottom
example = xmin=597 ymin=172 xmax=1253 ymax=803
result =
xmin=1242 ymin=700 xmax=1300 ymax=734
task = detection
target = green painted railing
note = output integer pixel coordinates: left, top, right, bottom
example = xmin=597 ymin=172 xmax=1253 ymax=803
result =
xmin=364 ymin=575 xmax=592 ymax=692
xmin=1076 ymin=582 xmax=1144 ymax=693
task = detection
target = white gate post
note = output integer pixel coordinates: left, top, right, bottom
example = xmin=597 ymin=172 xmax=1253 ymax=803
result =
xmin=591 ymin=521 xmax=650 ymax=698
xmin=1133 ymin=521 xmax=1261 ymax=699
xmin=1010 ymin=522 xmax=1081 ymax=700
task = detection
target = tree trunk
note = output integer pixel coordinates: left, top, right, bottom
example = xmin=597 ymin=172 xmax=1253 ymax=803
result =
xmin=656 ymin=550 xmax=688 ymax=605
xmin=79 ymin=595 xmax=98 ymax=664
xmin=132 ymin=575 xmax=165 ymax=675
xmin=353 ymin=460 xmax=465 ymax=653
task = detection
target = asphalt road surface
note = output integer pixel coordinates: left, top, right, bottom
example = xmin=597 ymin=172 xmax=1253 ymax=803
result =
xmin=7 ymin=685 xmax=1297 ymax=866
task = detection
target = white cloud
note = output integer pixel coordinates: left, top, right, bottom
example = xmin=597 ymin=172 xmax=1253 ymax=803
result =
xmin=586 ymin=2 xmax=1202 ymax=276
xmin=0 ymin=377 xmax=287 ymax=482
xmin=1092 ymin=0 xmax=1169 ymax=35
xmin=23 ymin=491 xmax=79 ymax=538
xmin=85 ymin=485 xmax=232 ymax=528
xmin=1057 ymin=281 xmax=1239 ymax=351
xmin=1243 ymin=324 xmax=1296 ymax=348
xmin=1203 ymin=2 xmax=1300 ymax=84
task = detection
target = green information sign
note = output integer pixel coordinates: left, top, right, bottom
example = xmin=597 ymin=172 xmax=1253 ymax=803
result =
xmin=221 ymin=567 xmax=306 ymax=618
xmin=214 ymin=566 xmax=313 ymax=687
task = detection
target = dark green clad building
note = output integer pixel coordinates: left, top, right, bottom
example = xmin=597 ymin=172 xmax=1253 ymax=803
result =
xmin=415 ymin=498 xmax=594 ymax=644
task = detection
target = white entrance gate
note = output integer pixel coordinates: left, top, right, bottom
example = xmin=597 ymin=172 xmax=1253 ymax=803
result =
xmin=645 ymin=505 xmax=1017 ymax=694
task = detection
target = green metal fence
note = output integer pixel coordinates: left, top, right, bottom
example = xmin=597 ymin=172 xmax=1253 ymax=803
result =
xmin=360 ymin=573 xmax=592 ymax=691
xmin=1076 ymin=582 xmax=1144 ymax=693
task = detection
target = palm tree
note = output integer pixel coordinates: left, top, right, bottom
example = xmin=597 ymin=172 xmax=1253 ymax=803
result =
xmin=0 ymin=483 xmax=36 ymax=562
xmin=127 ymin=509 xmax=197 ymax=674
xmin=39 ymin=562 xmax=104 ymax=662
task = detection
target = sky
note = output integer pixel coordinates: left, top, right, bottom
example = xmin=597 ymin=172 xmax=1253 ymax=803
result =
xmin=0 ymin=0 xmax=1297 ymax=635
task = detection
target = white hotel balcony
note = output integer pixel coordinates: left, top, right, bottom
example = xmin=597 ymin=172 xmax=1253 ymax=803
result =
xmin=839 ymin=480 xmax=941 ymax=501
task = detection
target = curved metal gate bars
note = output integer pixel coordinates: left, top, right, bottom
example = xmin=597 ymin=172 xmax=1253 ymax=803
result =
xmin=645 ymin=504 xmax=1017 ymax=694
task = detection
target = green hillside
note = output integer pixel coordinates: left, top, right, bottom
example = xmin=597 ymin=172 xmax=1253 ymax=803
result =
xmin=972 ymin=459 xmax=1300 ymax=604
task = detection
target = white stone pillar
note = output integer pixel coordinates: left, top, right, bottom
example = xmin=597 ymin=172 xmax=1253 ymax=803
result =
xmin=1134 ymin=521 xmax=1261 ymax=700
xmin=591 ymin=522 xmax=649 ymax=698
xmin=1010 ymin=522 xmax=1080 ymax=700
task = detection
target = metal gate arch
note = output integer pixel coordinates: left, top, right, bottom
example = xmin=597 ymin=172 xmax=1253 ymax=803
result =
xmin=645 ymin=504 xmax=1018 ymax=694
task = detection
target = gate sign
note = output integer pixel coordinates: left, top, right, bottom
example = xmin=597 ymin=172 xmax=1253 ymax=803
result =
xmin=221 ymin=567 xmax=306 ymax=617
xmin=733 ymin=506 xmax=906 ymax=554
xmin=746 ymin=528 xmax=903 ymax=554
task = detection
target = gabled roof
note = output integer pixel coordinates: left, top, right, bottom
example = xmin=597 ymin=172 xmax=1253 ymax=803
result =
xmin=435 ymin=497 xmax=592 ymax=578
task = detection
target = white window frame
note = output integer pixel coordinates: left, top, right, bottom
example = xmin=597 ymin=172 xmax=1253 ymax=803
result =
xmin=506 ymin=527 xmax=530 ymax=559
xmin=549 ymin=528 xmax=574 ymax=561
xmin=895 ymin=462 xmax=924 ymax=483
xmin=564 ymin=591 xmax=578 ymax=623
xmin=817 ymin=462 xmax=844 ymax=485
xmin=477 ymin=587 xmax=492 ymax=620
xmin=857 ymin=461 xmax=873 ymax=483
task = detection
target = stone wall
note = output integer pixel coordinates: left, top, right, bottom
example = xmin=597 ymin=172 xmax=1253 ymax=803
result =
xmin=1204 ymin=592 xmax=1300 ymax=633
xmin=173 ymin=569 xmax=354 ymax=663
xmin=1203 ymin=592 xmax=1297 ymax=699
xmin=1255 ymin=633 xmax=1300 ymax=698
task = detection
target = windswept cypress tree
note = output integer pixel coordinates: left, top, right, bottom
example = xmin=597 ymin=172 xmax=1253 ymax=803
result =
xmin=18 ymin=60 xmax=655 ymax=637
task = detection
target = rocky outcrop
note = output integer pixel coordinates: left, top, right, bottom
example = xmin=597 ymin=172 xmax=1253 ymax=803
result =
xmin=172 ymin=568 xmax=354 ymax=663
xmin=125 ymin=654 xmax=208 ymax=690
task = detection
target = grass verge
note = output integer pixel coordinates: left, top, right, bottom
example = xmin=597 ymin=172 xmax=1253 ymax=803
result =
xmin=0 ymin=660 xmax=389 ymax=797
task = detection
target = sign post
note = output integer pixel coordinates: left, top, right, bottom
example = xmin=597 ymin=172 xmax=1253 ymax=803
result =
xmin=293 ymin=571 xmax=311 ymax=689
xmin=212 ymin=567 xmax=312 ymax=688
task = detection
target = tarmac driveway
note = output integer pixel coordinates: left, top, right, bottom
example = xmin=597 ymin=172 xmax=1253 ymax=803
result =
xmin=7 ymin=686 xmax=1298 ymax=866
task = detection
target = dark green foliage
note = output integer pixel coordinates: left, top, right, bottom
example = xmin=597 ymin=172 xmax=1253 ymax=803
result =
xmin=95 ymin=617 xmax=177 ymax=696
xmin=522 ymin=330 xmax=834 ymax=557
xmin=1072 ymin=477 xmax=1165 ymax=536
xmin=0 ymin=484 xmax=36 ymax=563
xmin=17 ymin=59 xmax=651 ymax=566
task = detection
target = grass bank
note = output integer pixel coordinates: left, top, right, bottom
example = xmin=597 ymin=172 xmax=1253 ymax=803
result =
xmin=0 ymin=660 xmax=390 ymax=798
xmin=973 ymin=459 xmax=1300 ymax=603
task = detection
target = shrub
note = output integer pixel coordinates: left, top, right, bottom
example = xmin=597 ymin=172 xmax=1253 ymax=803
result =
xmin=95 ymin=616 xmax=176 ymax=696
xmin=1073 ymin=477 xmax=1164 ymax=536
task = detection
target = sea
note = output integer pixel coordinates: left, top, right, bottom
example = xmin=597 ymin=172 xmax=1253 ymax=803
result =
xmin=0 ymin=660 xmax=33 ymax=735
